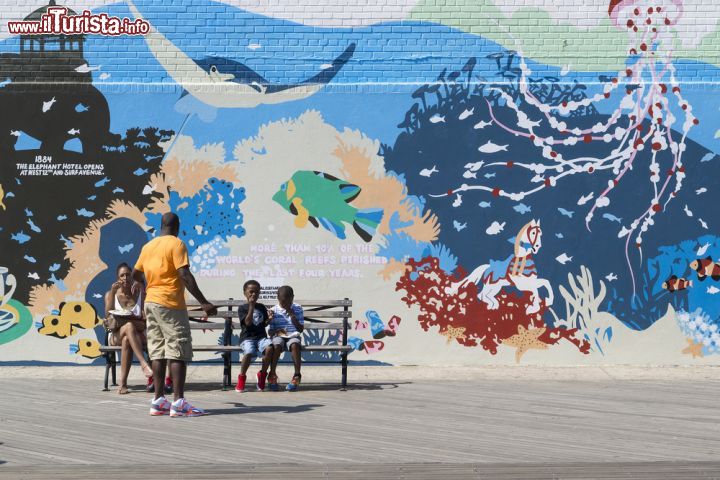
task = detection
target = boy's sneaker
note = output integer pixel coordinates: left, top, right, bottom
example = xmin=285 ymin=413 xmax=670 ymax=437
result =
xmin=164 ymin=376 xmax=173 ymax=395
xmin=286 ymin=374 xmax=301 ymax=392
xmin=146 ymin=376 xmax=154 ymax=393
xmin=149 ymin=396 xmax=171 ymax=416
xmin=170 ymin=398 xmax=205 ymax=417
xmin=235 ymin=374 xmax=247 ymax=392
xmin=268 ymin=373 xmax=279 ymax=391
xmin=256 ymin=371 xmax=267 ymax=391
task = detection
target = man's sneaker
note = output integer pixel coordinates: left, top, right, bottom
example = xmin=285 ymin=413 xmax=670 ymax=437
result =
xmin=268 ymin=373 xmax=279 ymax=392
xmin=149 ymin=396 xmax=171 ymax=416
xmin=235 ymin=374 xmax=247 ymax=392
xmin=146 ymin=376 xmax=154 ymax=393
xmin=256 ymin=371 xmax=267 ymax=391
xmin=170 ymin=398 xmax=206 ymax=417
xmin=164 ymin=376 xmax=173 ymax=395
xmin=286 ymin=374 xmax=301 ymax=392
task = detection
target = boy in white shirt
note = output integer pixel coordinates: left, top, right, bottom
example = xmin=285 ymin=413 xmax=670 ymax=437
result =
xmin=267 ymin=285 xmax=304 ymax=391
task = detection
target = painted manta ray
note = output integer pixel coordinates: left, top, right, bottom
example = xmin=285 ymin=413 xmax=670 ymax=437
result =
xmin=127 ymin=0 xmax=356 ymax=108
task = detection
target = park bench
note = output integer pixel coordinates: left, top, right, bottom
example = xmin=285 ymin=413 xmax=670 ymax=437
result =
xmin=99 ymin=298 xmax=353 ymax=391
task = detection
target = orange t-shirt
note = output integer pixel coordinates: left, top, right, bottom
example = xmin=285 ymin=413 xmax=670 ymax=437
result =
xmin=134 ymin=235 xmax=189 ymax=310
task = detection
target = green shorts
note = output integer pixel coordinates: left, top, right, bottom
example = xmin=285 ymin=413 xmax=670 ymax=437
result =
xmin=144 ymin=302 xmax=192 ymax=362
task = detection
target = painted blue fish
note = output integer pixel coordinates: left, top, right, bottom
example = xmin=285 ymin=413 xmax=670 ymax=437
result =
xmin=87 ymin=195 xmax=96 ymax=201
xmin=112 ymin=187 xmax=125 ymax=194
xmin=60 ymin=235 xmax=74 ymax=249
xmin=602 ymin=213 xmax=623 ymax=223
xmin=133 ymin=168 xmax=148 ymax=176
xmin=484 ymin=172 xmax=496 ymax=179
xmin=118 ymin=243 xmax=135 ymax=254
xmin=453 ymin=220 xmax=467 ymax=232
xmin=75 ymin=103 xmax=89 ymax=112
xmin=49 ymin=274 xmax=67 ymax=291
xmin=513 ymin=203 xmax=532 ymax=214
xmin=478 ymin=201 xmax=492 ymax=208
xmin=76 ymin=208 xmax=94 ymax=218
xmin=94 ymin=177 xmax=110 ymax=187
xmin=57 ymin=215 xmax=67 ymax=221
xmin=11 ymin=231 xmax=30 ymax=244
xmin=556 ymin=233 xmax=564 ymax=239
xmin=49 ymin=263 xmax=61 ymax=272
xmin=24 ymin=255 xmax=37 ymax=263
xmin=27 ymin=219 xmax=41 ymax=233
xmin=558 ymin=208 xmax=574 ymax=218
xmin=25 ymin=208 xmax=33 ymax=217
xmin=700 ymin=153 xmax=715 ymax=163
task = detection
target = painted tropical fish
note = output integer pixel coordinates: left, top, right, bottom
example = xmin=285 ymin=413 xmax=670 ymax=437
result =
xmin=58 ymin=301 xmax=101 ymax=329
xmin=662 ymin=275 xmax=692 ymax=292
xmin=690 ymin=256 xmax=720 ymax=281
xmin=69 ymin=338 xmax=102 ymax=359
xmin=36 ymin=314 xmax=77 ymax=339
xmin=272 ymin=171 xmax=384 ymax=242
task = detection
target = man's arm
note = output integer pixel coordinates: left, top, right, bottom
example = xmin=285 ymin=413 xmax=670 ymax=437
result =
xmin=177 ymin=266 xmax=217 ymax=316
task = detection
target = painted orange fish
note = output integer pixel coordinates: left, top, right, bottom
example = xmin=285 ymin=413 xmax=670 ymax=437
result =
xmin=689 ymin=256 xmax=720 ymax=282
xmin=662 ymin=275 xmax=692 ymax=292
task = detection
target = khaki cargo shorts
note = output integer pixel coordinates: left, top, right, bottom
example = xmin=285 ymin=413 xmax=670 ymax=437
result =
xmin=145 ymin=302 xmax=193 ymax=362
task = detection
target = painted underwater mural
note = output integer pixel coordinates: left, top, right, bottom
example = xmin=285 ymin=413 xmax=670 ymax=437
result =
xmin=1 ymin=0 xmax=718 ymax=364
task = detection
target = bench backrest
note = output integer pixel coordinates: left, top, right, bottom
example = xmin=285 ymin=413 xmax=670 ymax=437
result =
xmin=185 ymin=299 xmax=352 ymax=331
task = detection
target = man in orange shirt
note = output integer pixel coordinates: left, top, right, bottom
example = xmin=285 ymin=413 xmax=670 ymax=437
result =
xmin=133 ymin=212 xmax=216 ymax=417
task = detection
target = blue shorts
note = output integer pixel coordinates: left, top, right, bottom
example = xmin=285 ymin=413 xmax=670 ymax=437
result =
xmin=240 ymin=337 xmax=272 ymax=358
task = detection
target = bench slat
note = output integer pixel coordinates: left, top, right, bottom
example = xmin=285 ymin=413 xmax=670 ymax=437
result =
xmin=188 ymin=310 xmax=351 ymax=320
xmin=187 ymin=299 xmax=352 ymax=307
xmin=189 ymin=311 xmax=353 ymax=319
xmin=100 ymin=345 xmax=353 ymax=353
xmin=189 ymin=322 xmax=226 ymax=330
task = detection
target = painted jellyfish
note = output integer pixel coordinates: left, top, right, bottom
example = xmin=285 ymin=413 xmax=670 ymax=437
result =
xmin=433 ymin=0 xmax=696 ymax=291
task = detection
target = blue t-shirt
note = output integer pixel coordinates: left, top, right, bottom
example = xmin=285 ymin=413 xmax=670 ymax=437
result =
xmin=269 ymin=303 xmax=304 ymax=335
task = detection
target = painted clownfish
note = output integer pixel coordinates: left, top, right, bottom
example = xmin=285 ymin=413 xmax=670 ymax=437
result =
xmin=689 ymin=256 xmax=720 ymax=282
xmin=662 ymin=275 xmax=692 ymax=292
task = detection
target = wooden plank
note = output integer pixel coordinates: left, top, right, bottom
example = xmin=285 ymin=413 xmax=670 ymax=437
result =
xmin=188 ymin=310 xmax=351 ymax=320
xmin=187 ymin=299 xmax=352 ymax=307
xmin=303 ymin=323 xmax=344 ymax=330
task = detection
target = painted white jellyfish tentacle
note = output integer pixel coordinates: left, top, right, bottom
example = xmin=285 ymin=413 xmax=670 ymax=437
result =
xmin=432 ymin=0 xmax=697 ymax=295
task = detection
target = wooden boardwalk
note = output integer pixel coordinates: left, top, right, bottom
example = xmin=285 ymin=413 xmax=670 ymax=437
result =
xmin=1 ymin=367 xmax=719 ymax=479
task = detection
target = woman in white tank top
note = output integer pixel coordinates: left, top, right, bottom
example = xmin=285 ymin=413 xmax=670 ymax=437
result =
xmin=104 ymin=262 xmax=152 ymax=394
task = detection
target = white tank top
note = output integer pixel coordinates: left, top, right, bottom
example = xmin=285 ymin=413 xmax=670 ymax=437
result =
xmin=115 ymin=291 xmax=143 ymax=317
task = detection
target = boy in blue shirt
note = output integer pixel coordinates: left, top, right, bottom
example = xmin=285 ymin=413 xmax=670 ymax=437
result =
xmin=267 ymin=285 xmax=304 ymax=391
xmin=235 ymin=280 xmax=273 ymax=392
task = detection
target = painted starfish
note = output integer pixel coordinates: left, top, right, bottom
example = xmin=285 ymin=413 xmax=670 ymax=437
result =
xmin=681 ymin=338 xmax=704 ymax=358
xmin=442 ymin=325 xmax=467 ymax=345
xmin=502 ymin=325 xmax=548 ymax=363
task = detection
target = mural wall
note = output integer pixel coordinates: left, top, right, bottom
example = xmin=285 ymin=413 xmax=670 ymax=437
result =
xmin=1 ymin=0 xmax=719 ymax=365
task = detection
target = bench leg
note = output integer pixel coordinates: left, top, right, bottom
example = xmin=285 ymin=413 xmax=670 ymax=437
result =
xmin=341 ymin=352 xmax=348 ymax=391
xmin=110 ymin=352 xmax=118 ymax=387
xmin=103 ymin=355 xmax=111 ymax=391
xmin=223 ymin=352 xmax=232 ymax=389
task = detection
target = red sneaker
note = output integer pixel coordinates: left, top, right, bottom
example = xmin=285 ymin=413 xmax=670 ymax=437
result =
xmin=146 ymin=376 xmax=154 ymax=393
xmin=235 ymin=374 xmax=247 ymax=392
xmin=256 ymin=371 xmax=267 ymax=391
